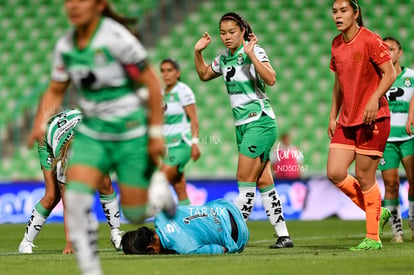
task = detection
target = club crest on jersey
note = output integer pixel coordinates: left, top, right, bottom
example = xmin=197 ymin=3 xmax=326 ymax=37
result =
xmin=404 ymin=77 xmax=412 ymax=87
xmin=94 ymin=49 xmax=107 ymax=66
xmin=237 ymin=53 xmax=244 ymax=65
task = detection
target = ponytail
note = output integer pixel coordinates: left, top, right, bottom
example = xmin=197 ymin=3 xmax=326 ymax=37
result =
xmin=219 ymin=12 xmax=253 ymax=41
xmin=102 ymin=3 xmax=139 ymax=37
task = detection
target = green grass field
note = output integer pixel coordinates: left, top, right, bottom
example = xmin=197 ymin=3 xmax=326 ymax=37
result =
xmin=1 ymin=219 xmax=413 ymax=275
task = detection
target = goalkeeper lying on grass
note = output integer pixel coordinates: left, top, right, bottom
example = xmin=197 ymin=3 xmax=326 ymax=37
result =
xmin=122 ymin=199 xmax=249 ymax=254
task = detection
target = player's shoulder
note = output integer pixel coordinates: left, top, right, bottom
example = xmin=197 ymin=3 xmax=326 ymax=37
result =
xmin=331 ymin=33 xmax=343 ymax=47
xmin=403 ymin=67 xmax=414 ymax=77
xmin=55 ymin=28 xmax=75 ymax=52
xmin=100 ymin=17 xmax=136 ymax=43
xmin=175 ymin=82 xmax=193 ymax=93
xmin=360 ymin=27 xmax=383 ymax=43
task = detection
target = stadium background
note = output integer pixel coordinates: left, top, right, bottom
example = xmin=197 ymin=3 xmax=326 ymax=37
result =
xmin=0 ymin=0 xmax=413 ymax=222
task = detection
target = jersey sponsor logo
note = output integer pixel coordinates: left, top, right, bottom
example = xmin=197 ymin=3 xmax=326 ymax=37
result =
xmin=80 ymin=71 xmax=97 ymax=89
xmin=387 ymin=87 xmax=404 ymax=101
xmin=225 ymin=66 xmax=236 ymax=82
xmin=165 ymin=223 xmax=175 ymax=233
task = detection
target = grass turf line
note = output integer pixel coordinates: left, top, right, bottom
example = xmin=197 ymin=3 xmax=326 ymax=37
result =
xmin=0 ymin=219 xmax=413 ymax=275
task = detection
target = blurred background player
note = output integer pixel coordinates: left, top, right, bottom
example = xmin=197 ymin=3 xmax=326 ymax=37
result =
xmin=160 ymin=58 xmax=201 ymax=206
xmin=27 ymin=1 xmax=174 ymax=274
xmin=378 ymin=37 xmax=414 ymax=243
xmin=327 ymin=0 xmax=396 ymax=250
xmin=271 ymin=133 xmax=304 ymax=180
xmin=19 ymin=109 xmax=122 ymax=254
xmin=121 ymin=199 xmax=248 ymax=254
xmin=194 ymin=12 xmax=293 ymax=248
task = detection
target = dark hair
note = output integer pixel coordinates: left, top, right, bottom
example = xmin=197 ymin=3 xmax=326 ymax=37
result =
xmin=121 ymin=226 xmax=155 ymax=255
xmin=348 ymin=0 xmax=363 ymax=26
xmin=219 ymin=12 xmax=252 ymax=41
xmin=160 ymin=58 xmax=180 ymax=71
xmin=383 ymin=37 xmax=402 ymax=50
xmin=102 ymin=2 xmax=139 ymax=38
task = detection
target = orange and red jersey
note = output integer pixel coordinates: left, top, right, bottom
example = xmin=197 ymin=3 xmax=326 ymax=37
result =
xmin=330 ymin=27 xmax=391 ymax=126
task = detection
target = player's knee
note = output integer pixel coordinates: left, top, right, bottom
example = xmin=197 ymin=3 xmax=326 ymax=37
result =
xmin=121 ymin=205 xmax=147 ymax=224
xmin=327 ymin=169 xmax=346 ymax=184
xmin=41 ymin=194 xmax=61 ymax=209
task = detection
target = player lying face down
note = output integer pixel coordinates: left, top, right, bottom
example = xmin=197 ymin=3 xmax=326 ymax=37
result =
xmin=121 ymin=199 xmax=249 ymax=254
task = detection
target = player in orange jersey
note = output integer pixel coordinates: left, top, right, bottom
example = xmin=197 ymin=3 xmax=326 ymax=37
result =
xmin=327 ymin=0 xmax=396 ymax=250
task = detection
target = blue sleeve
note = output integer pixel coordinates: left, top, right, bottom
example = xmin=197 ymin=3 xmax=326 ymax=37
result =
xmin=189 ymin=245 xmax=226 ymax=254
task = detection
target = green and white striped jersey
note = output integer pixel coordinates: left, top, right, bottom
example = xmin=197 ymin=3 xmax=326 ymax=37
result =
xmin=385 ymin=67 xmax=414 ymax=142
xmin=211 ymin=43 xmax=275 ymax=126
xmin=38 ymin=109 xmax=82 ymax=183
xmin=163 ymin=82 xmax=195 ymax=147
xmin=51 ymin=17 xmax=147 ymax=140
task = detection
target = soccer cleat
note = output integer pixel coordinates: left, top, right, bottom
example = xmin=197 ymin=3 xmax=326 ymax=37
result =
xmin=269 ymin=236 xmax=294 ymax=249
xmin=349 ymin=238 xmax=382 ymax=251
xmin=18 ymin=240 xmax=36 ymax=254
xmin=379 ymin=207 xmax=391 ymax=237
xmin=391 ymin=234 xmax=403 ymax=243
xmin=148 ymin=171 xmax=177 ymax=218
xmin=110 ymin=230 xmax=124 ymax=250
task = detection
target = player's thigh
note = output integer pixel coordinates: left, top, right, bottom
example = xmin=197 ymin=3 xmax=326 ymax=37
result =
xmin=112 ymin=136 xmax=155 ymax=188
xmin=67 ymin=133 xmax=108 ymax=189
xmin=239 ymin=116 xmax=277 ymax=161
xmin=237 ymin=153 xmax=266 ymax=182
xmin=378 ymin=142 xmax=400 ymax=171
xmin=327 ymin=148 xmax=355 ymax=183
xmin=68 ymin=132 xmax=112 ymax=176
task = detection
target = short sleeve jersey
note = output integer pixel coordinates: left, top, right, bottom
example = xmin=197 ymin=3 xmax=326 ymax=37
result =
xmin=51 ymin=17 xmax=148 ymax=140
xmin=330 ymin=27 xmax=391 ymax=126
xmin=162 ymin=82 xmax=196 ymax=147
xmin=211 ymin=43 xmax=275 ymax=126
xmin=385 ymin=67 xmax=414 ymax=142
xmin=38 ymin=109 xmax=82 ymax=171
xmin=155 ymin=200 xmax=246 ymax=254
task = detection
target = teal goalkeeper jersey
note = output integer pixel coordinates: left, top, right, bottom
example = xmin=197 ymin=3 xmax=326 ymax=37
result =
xmin=385 ymin=67 xmax=414 ymax=142
xmin=155 ymin=199 xmax=249 ymax=254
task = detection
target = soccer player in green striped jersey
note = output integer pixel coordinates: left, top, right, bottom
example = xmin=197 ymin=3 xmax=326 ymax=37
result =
xmin=160 ymin=58 xmax=201 ymax=205
xmin=19 ymin=109 xmax=122 ymax=254
xmin=379 ymin=37 xmax=414 ymax=242
xmin=194 ymin=12 xmax=293 ymax=249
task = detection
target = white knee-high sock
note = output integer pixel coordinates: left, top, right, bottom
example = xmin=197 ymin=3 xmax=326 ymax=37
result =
xmin=384 ymin=200 xmax=403 ymax=236
xmin=65 ymin=188 xmax=102 ymax=275
xmin=100 ymin=191 xmax=120 ymax=234
xmin=260 ymin=185 xmax=289 ymax=237
xmin=22 ymin=202 xmax=50 ymax=243
xmin=234 ymin=182 xmax=256 ymax=221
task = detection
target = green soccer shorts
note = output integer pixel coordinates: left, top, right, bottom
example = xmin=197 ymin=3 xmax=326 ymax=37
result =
xmin=163 ymin=140 xmax=192 ymax=173
xmin=378 ymin=138 xmax=414 ymax=171
xmin=68 ymin=132 xmax=155 ymax=188
xmin=235 ymin=114 xmax=277 ymax=162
